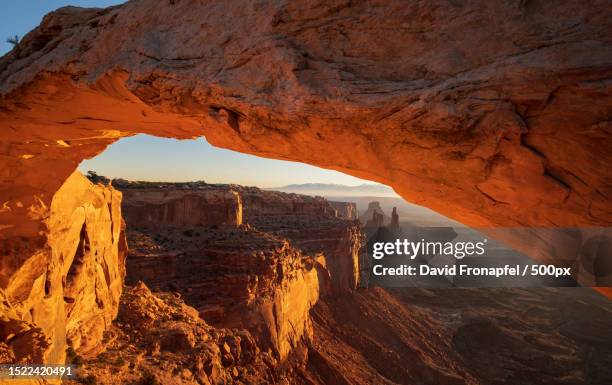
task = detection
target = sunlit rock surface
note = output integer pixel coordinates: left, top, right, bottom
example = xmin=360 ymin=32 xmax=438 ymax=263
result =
xmin=68 ymin=281 xmax=281 ymax=385
xmin=119 ymin=182 xmax=243 ymax=228
xmin=66 ymin=285 xmax=612 ymax=385
xmin=0 ymin=172 xmax=125 ymax=365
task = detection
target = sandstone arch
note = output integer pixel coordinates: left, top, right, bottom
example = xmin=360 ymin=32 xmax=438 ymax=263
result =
xmin=0 ymin=0 xmax=611 ymax=362
xmin=2 ymin=0 xmax=611 ymax=238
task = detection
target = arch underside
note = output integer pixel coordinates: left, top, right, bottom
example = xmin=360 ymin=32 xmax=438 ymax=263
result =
xmin=0 ymin=0 xmax=611 ymax=276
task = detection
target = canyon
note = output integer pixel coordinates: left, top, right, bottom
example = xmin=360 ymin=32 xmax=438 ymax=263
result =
xmin=2 ymin=174 xmax=608 ymax=385
xmin=0 ymin=0 xmax=611 ymax=384
xmin=57 ymin=178 xmax=610 ymax=385
xmin=118 ymin=180 xmax=363 ymax=360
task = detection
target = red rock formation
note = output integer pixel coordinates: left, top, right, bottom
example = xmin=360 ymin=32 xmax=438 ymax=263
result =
xmin=126 ymin=225 xmax=322 ymax=361
xmin=119 ymin=182 xmax=243 ymax=228
xmin=66 ymin=284 xmax=612 ymax=385
xmin=0 ymin=171 xmax=125 ymax=365
xmin=238 ymin=186 xmax=363 ymax=292
xmin=239 ymin=187 xmax=336 ymax=218
xmin=70 ymin=282 xmax=282 ymax=385
xmin=262 ymin=223 xmax=363 ymax=294
xmin=301 ymin=287 xmax=612 ymax=385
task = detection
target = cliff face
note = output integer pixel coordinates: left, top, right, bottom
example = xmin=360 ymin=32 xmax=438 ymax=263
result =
xmin=302 ymin=287 xmax=612 ymax=385
xmin=0 ymin=171 xmax=125 ymax=365
xmin=329 ymin=201 xmax=357 ymax=221
xmin=67 ymin=284 xmax=612 ymax=385
xmin=127 ymin=226 xmax=322 ymax=360
xmin=0 ymin=0 xmax=610 ymax=276
xmin=239 ymin=187 xmax=363 ymax=293
xmin=240 ymin=188 xmax=336 ymax=218
xmin=121 ymin=186 xmax=243 ymax=228
xmin=120 ymin=183 xmax=363 ymax=360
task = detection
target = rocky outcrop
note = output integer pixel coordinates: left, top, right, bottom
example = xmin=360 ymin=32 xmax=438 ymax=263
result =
xmin=263 ymin=223 xmax=363 ymax=294
xmin=365 ymin=211 xmax=385 ymax=230
xmin=359 ymin=201 xmax=388 ymax=227
xmin=239 ymin=187 xmax=336 ymax=218
xmin=0 ymin=0 xmax=610 ymax=278
xmin=388 ymin=207 xmax=400 ymax=233
xmin=0 ymin=171 xmax=125 ymax=365
xmin=0 ymin=290 xmax=50 ymax=366
xmin=119 ymin=181 xmax=242 ymax=228
xmin=70 ymin=282 xmax=283 ymax=385
xmin=0 ymin=3 xmax=609 ymax=381
xmin=328 ymin=201 xmax=357 ymax=220
xmin=68 ymin=284 xmax=612 ymax=385
xmin=126 ymin=225 xmax=321 ymax=360
xmin=238 ymin=186 xmax=363 ymax=292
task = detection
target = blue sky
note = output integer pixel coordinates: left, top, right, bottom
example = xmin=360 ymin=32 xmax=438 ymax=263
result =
xmin=0 ymin=0 xmax=126 ymax=55
xmin=78 ymin=135 xmax=369 ymax=187
xmin=2 ymin=1 xmax=372 ymax=187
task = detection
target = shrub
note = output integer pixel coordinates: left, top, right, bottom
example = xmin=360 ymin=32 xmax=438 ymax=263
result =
xmin=6 ymin=35 xmax=19 ymax=46
xmin=66 ymin=346 xmax=83 ymax=367
xmin=140 ymin=370 xmax=160 ymax=385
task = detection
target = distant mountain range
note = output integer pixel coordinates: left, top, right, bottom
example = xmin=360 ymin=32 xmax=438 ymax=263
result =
xmin=269 ymin=183 xmax=398 ymax=197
